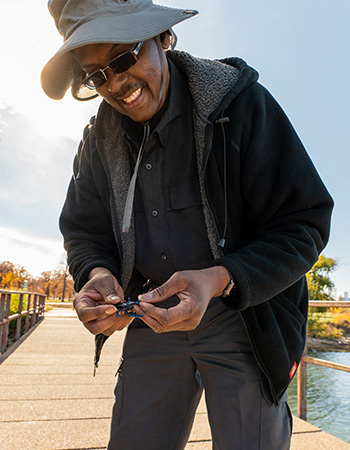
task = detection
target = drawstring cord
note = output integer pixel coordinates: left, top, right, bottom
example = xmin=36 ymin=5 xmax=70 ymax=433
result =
xmin=215 ymin=114 xmax=230 ymax=248
xmin=122 ymin=123 xmax=150 ymax=232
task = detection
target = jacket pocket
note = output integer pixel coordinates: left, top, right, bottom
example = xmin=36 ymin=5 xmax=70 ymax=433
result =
xmin=274 ymin=295 xmax=306 ymax=327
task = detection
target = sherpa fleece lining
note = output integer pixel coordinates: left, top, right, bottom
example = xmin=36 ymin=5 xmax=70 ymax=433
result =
xmin=99 ymin=50 xmax=243 ymax=290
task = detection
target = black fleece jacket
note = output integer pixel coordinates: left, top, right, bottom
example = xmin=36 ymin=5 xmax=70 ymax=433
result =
xmin=60 ymin=52 xmax=333 ymax=404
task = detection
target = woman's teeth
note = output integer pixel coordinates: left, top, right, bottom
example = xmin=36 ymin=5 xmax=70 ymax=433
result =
xmin=123 ymin=87 xmax=142 ymax=104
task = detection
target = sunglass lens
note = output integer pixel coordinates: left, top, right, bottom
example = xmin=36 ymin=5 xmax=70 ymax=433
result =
xmin=82 ymin=49 xmax=139 ymax=90
xmin=84 ymin=72 xmax=105 ymax=89
xmin=109 ymin=53 xmax=137 ymax=74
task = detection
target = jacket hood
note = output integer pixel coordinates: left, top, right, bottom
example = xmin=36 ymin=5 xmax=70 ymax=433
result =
xmin=167 ymin=52 xmax=259 ymax=121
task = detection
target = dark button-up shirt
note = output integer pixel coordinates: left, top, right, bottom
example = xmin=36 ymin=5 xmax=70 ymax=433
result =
xmin=123 ymin=60 xmax=213 ymax=285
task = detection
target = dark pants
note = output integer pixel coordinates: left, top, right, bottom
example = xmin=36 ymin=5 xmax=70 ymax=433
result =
xmin=108 ymin=299 xmax=292 ymax=450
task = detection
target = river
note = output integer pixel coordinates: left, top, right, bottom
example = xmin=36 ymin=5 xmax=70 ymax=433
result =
xmin=287 ymin=350 xmax=350 ymax=444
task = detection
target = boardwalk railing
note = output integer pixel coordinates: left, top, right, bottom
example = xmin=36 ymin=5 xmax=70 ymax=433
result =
xmin=298 ymin=300 xmax=350 ymax=421
xmin=0 ymin=289 xmax=46 ymax=354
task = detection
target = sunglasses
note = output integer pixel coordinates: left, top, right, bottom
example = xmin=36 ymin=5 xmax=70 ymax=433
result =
xmin=82 ymin=41 xmax=144 ymax=90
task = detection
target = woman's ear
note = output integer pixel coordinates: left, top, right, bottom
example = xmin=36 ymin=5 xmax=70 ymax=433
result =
xmin=160 ymin=31 xmax=171 ymax=50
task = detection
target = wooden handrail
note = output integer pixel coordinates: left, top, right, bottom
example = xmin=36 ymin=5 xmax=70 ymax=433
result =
xmin=0 ymin=289 xmax=46 ymax=296
xmin=303 ymin=355 xmax=350 ymax=373
xmin=0 ymin=290 xmax=46 ymax=354
xmin=309 ymin=301 xmax=350 ymax=308
xmin=297 ymin=302 xmax=350 ymax=421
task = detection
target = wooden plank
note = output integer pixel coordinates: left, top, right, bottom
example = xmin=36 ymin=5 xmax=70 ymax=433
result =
xmin=303 ymin=356 xmax=350 ymax=373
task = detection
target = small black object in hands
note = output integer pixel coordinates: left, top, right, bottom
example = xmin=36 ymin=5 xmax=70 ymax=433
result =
xmin=116 ymin=298 xmax=143 ymax=318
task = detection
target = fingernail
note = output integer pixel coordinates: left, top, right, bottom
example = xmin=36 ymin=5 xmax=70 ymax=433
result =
xmin=105 ymin=306 xmax=116 ymax=315
xmin=139 ymin=293 xmax=152 ymax=301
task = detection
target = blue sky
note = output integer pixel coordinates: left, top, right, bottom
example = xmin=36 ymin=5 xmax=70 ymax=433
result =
xmin=0 ymin=0 xmax=349 ymax=297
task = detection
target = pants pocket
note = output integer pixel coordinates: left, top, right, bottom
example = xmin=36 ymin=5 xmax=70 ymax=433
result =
xmin=112 ymin=359 xmax=124 ymax=428
xmin=259 ymin=389 xmax=292 ymax=450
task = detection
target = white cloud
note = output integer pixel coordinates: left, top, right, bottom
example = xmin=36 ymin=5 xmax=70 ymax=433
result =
xmin=0 ymin=226 xmax=64 ymax=276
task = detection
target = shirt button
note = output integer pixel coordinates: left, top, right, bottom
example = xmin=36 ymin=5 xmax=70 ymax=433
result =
xmin=161 ymin=254 xmax=167 ymax=260
xmin=152 ymin=210 xmax=158 ymax=217
xmin=145 ymin=163 xmax=152 ymax=170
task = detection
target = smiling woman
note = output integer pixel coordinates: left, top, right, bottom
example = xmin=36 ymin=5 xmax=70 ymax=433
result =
xmin=0 ymin=0 xmax=349 ymax=297
xmin=73 ymin=37 xmax=170 ymax=122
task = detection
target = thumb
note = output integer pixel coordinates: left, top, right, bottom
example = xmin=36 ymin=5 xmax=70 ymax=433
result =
xmin=103 ymin=279 xmax=124 ymax=304
xmin=138 ymin=280 xmax=178 ymax=304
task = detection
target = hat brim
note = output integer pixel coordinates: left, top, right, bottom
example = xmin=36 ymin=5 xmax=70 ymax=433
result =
xmin=41 ymin=5 xmax=198 ymax=100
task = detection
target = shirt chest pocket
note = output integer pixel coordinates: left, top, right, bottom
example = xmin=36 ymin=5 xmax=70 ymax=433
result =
xmin=164 ymin=179 xmax=213 ymax=265
xmin=166 ymin=179 xmax=202 ymax=211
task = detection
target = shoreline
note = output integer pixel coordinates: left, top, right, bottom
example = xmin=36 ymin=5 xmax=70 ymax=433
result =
xmin=307 ymin=336 xmax=350 ymax=352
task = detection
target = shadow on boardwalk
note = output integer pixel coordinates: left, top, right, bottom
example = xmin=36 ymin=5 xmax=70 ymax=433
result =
xmin=0 ymin=308 xmax=349 ymax=450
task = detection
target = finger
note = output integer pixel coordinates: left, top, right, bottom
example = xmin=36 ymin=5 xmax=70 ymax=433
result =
xmin=138 ymin=278 xmax=183 ymax=304
xmin=83 ymin=314 xmax=122 ymax=335
xmin=139 ymin=301 xmax=193 ymax=325
xmin=102 ymin=315 xmax=132 ymax=335
xmin=137 ymin=312 xmax=166 ymax=333
xmin=104 ymin=283 xmax=124 ymax=304
xmin=78 ymin=304 xmax=117 ymax=324
xmin=102 ymin=284 xmax=124 ymax=304
xmin=138 ymin=308 xmax=197 ymax=333
xmin=89 ymin=275 xmax=124 ymax=304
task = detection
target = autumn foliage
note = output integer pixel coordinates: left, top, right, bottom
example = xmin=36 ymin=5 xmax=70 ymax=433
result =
xmin=0 ymin=260 xmax=75 ymax=300
xmin=306 ymin=254 xmax=337 ymax=301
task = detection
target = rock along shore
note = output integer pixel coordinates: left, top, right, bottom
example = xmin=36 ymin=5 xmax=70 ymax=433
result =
xmin=307 ymin=336 xmax=350 ymax=352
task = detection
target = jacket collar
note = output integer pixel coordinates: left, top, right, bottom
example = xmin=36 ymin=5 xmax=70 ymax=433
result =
xmin=167 ymin=51 xmax=259 ymax=122
xmin=94 ymin=50 xmax=259 ymax=137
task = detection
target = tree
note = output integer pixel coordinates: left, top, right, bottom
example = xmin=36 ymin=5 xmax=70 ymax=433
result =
xmin=0 ymin=259 xmax=75 ymax=300
xmin=306 ymin=254 xmax=337 ymax=301
xmin=0 ymin=261 xmax=30 ymax=290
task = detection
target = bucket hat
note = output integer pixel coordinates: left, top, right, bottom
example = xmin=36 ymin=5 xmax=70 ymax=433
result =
xmin=41 ymin=0 xmax=198 ymax=100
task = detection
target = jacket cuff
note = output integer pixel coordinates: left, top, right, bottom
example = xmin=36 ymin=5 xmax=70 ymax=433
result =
xmin=212 ymin=256 xmax=251 ymax=311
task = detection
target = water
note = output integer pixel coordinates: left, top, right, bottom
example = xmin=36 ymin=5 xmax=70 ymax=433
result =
xmin=287 ymin=351 xmax=350 ymax=444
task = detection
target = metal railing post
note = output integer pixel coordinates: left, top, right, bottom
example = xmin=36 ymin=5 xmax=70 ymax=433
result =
xmin=1 ymin=293 xmax=11 ymax=354
xmin=297 ymin=342 xmax=308 ymax=421
xmin=0 ymin=290 xmax=47 ymax=354
xmin=25 ymin=293 xmax=31 ymax=333
xmin=32 ymin=295 xmax=38 ymax=326
xmin=15 ymin=293 xmax=24 ymax=341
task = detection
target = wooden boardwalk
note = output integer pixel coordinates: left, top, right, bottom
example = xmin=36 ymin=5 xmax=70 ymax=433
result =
xmin=0 ymin=306 xmax=349 ymax=450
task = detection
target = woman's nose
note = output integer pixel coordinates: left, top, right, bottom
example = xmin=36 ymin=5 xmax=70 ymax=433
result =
xmin=106 ymin=69 xmax=128 ymax=93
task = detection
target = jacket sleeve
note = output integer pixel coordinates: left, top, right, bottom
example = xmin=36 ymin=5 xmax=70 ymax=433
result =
xmin=214 ymin=82 xmax=334 ymax=310
xmin=59 ymin=124 xmax=121 ymax=291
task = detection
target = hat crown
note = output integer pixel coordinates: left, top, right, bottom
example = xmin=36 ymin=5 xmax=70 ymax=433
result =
xmin=42 ymin=0 xmax=198 ymax=100
xmin=49 ymin=0 xmax=153 ymax=39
